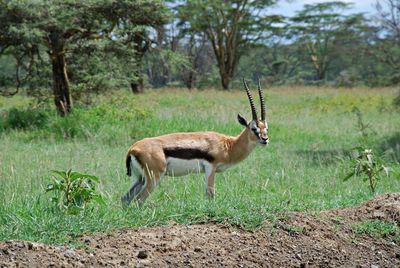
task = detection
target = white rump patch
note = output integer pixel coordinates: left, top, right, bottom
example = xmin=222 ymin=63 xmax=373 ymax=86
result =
xmin=129 ymin=155 xmax=145 ymax=180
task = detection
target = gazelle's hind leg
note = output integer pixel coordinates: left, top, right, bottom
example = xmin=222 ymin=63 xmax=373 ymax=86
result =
xmin=132 ymin=152 xmax=166 ymax=206
xmin=134 ymin=169 xmax=163 ymax=206
xmin=122 ymin=153 xmax=166 ymax=207
xmin=121 ymin=176 xmax=145 ymax=207
xmin=122 ymin=154 xmax=147 ymax=207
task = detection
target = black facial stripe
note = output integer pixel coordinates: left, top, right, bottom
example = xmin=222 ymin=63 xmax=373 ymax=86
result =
xmin=163 ymin=148 xmax=215 ymax=162
xmin=252 ymin=127 xmax=260 ymax=135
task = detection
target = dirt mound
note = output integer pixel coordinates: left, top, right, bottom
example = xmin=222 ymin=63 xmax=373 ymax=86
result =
xmin=1 ymin=194 xmax=400 ymax=267
xmin=325 ymin=193 xmax=400 ymax=223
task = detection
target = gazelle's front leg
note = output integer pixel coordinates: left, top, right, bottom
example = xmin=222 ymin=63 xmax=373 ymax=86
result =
xmin=204 ymin=164 xmax=216 ymax=199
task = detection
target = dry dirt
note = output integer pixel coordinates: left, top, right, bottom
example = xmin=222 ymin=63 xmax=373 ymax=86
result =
xmin=1 ymin=193 xmax=400 ymax=267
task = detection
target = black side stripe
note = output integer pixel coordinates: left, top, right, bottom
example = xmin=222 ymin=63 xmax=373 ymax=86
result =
xmin=126 ymin=155 xmax=132 ymax=176
xmin=163 ymin=148 xmax=215 ymax=162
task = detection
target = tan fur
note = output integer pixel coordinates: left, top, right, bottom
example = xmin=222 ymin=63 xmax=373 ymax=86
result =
xmin=127 ymin=128 xmax=259 ymax=172
xmin=122 ymin=120 xmax=268 ymax=207
xmin=122 ymin=81 xmax=268 ymax=207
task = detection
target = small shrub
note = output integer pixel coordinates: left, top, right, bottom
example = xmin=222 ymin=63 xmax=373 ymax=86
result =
xmin=352 ymin=107 xmax=375 ymax=140
xmin=50 ymin=115 xmax=81 ymax=139
xmin=2 ymin=108 xmax=48 ymax=130
xmin=344 ymin=148 xmax=390 ymax=194
xmin=46 ymin=169 xmax=105 ymax=214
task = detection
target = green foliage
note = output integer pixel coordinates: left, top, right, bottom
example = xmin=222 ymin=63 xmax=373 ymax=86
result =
xmin=69 ymin=39 xmax=139 ymax=96
xmin=290 ymin=1 xmax=366 ymax=81
xmin=394 ymin=89 xmax=400 ymax=108
xmin=46 ymin=169 xmax=105 ymax=214
xmin=0 ymin=108 xmax=48 ymax=130
xmin=353 ymin=220 xmax=400 ymax=242
xmin=1 ymin=0 xmax=400 ymax=92
xmin=0 ymin=93 xmax=152 ymax=141
xmin=145 ymin=47 xmax=192 ymax=88
xmin=0 ymin=0 xmax=168 ymax=113
xmin=174 ymin=0 xmax=282 ymax=89
xmin=344 ymin=148 xmax=390 ymax=194
xmin=0 ymin=55 xmax=16 ymax=88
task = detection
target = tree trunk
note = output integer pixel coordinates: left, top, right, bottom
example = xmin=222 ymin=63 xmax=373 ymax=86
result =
xmin=184 ymin=34 xmax=196 ymax=90
xmin=50 ymin=49 xmax=72 ymax=116
xmin=131 ymin=76 xmax=144 ymax=94
xmin=185 ymin=71 xmax=195 ymax=90
xmin=182 ymin=68 xmax=195 ymax=90
xmin=131 ymin=31 xmax=150 ymax=94
xmin=317 ymin=68 xmax=326 ymax=81
xmin=220 ymin=72 xmax=231 ymax=90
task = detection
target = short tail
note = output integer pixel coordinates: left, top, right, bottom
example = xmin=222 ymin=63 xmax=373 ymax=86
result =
xmin=126 ymin=155 xmax=132 ymax=176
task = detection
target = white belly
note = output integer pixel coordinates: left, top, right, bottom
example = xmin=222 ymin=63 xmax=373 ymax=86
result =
xmin=165 ymin=158 xmax=206 ymax=177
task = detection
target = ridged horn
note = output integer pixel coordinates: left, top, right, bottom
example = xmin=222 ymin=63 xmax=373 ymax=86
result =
xmin=243 ymin=78 xmax=257 ymax=121
xmin=257 ymin=78 xmax=265 ymax=121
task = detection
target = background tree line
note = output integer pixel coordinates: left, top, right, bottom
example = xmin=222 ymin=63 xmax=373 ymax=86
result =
xmin=0 ymin=0 xmax=399 ymax=115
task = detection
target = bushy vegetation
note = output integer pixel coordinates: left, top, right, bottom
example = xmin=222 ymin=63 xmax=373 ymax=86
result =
xmin=0 ymin=92 xmax=150 ymax=142
xmin=0 ymin=87 xmax=399 ymax=245
xmin=0 ymin=108 xmax=48 ymax=131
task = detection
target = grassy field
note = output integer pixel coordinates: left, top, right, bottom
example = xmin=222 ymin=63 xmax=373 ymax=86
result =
xmin=0 ymin=86 xmax=399 ymax=245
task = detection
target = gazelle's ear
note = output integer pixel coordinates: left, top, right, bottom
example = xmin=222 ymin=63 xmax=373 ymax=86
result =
xmin=237 ymin=114 xmax=248 ymax=127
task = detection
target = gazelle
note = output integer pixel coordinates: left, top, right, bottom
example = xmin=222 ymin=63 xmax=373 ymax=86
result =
xmin=122 ymin=79 xmax=269 ymax=207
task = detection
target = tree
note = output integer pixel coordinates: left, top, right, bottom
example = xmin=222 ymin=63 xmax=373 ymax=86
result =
xmin=290 ymin=1 xmax=364 ymax=81
xmin=162 ymin=12 xmax=216 ymax=89
xmin=0 ymin=0 xmax=166 ymax=115
xmin=374 ymin=0 xmax=400 ymax=83
xmin=130 ymin=30 xmax=151 ymax=93
xmin=175 ymin=0 xmax=281 ymax=90
xmin=179 ymin=32 xmax=214 ymax=89
xmin=237 ymin=25 xmax=302 ymax=85
xmin=376 ymin=0 xmax=400 ymax=41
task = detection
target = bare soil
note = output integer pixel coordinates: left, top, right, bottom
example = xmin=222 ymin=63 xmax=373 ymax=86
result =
xmin=1 ymin=193 xmax=400 ymax=267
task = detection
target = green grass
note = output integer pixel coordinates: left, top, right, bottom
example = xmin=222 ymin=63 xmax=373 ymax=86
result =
xmin=353 ymin=220 xmax=400 ymax=242
xmin=0 ymin=86 xmax=399 ymax=245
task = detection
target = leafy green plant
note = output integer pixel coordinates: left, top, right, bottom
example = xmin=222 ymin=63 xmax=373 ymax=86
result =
xmin=46 ymin=169 xmax=105 ymax=214
xmin=344 ymin=148 xmax=390 ymax=194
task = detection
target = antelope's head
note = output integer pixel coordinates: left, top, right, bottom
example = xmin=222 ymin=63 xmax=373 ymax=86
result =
xmin=237 ymin=79 xmax=269 ymax=146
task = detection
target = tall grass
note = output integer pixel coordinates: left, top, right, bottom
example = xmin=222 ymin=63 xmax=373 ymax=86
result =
xmin=0 ymin=87 xmax=399 ymax=245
